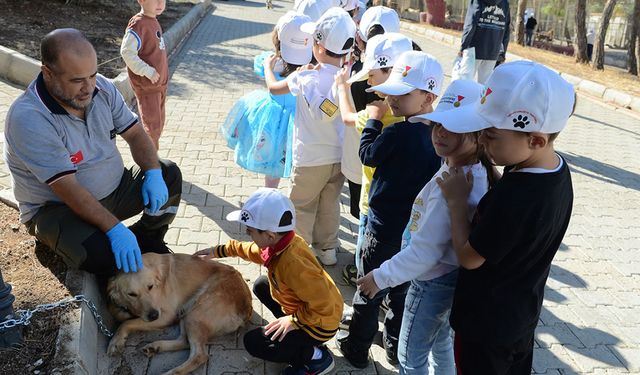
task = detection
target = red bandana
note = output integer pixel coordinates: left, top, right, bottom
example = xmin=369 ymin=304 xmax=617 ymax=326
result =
xmin=260 ymin=231 xmax=295 ymax=266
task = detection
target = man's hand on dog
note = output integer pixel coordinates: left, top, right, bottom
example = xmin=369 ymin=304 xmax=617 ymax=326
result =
xmin=264 ymin=316 xmax=297 ymax=342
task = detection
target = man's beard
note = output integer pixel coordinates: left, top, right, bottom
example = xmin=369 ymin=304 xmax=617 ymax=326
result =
xmin=49 ymin=81 xmax=92 ymax=111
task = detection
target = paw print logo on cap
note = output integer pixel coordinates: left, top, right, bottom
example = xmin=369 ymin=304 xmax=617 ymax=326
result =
xmin=377 ymin=56 xmax=389 ymax=67
xmin=315 ymin=31 xmax=323 ymax=41
xmin=512 ymin=115 xmax=530 ymax=129
xmin=427 ymin=78 xmax=436 ymax=91
xmin=240 ymin=211 xmax=250 ymax=222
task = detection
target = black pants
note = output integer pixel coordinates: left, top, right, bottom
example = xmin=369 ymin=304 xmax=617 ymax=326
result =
xmin=454 ymin=330 xmax=534 ymax=375
xmin=243 ymin=276 xmax=324 ymax=368
xmin=347 ymin=180 xmax=361 ymax=220
xmin=340 ymin=230 xmax=408 ymax=356
xmin=27 ymin=159 xmax=182 ymax=276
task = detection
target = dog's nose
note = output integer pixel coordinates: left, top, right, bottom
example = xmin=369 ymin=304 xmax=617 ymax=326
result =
xmin=147 ymin=309 xmax=159 ymax=321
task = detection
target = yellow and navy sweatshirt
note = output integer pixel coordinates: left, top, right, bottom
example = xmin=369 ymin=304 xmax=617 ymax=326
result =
xmin=211 ymin=234 xmax=343 ymax=342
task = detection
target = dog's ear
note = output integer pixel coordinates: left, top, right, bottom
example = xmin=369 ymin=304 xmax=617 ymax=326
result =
xmin=154 ymin=256 xmax=172 ymax=286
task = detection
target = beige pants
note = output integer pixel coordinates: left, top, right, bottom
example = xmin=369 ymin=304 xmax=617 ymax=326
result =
xmin=289 ymin=163 xmax=345 ymax=250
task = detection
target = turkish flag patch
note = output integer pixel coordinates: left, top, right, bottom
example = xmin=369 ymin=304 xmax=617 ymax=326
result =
xmin=70 ymin=150 xmax=84 ymax=164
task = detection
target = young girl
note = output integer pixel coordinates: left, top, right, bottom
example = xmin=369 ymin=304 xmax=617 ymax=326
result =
xmin=356 ymin=79 xmax=498 ymax=374
xmin=220 ymin=12 xmax=312 ymax=188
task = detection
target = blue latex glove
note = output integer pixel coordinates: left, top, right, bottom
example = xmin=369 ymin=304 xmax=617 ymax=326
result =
xmin=106 ymin=223 xmax=143 ymax=273
xmin=141 ymin=169 xmax=168 ymax=214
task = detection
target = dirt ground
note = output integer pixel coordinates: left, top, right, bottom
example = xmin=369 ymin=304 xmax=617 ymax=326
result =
xmin=0 ymin=0 xmax=194 ymax=78
xmin=416 ymin=22 xmax=640 ymax=99
xmin=0 ymin=203 xmax=69 ymax=375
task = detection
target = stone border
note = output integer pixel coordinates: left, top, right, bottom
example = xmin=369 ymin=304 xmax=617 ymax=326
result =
xmin=0 ymin=1 xmax=213 ymax=374
xmin=401 ymin=22 xmax=640 ymax=114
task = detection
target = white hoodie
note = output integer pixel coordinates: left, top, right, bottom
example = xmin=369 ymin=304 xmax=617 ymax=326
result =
xmin=373 ymin=162 xmax=489 ymax=288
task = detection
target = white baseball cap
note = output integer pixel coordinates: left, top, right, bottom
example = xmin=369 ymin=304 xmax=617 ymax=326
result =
xmin=278 ymin=13 xmax=313 ymax=65
xmin=367 ymin=51 xmax=443 ymax=96
xmin=353 ymin=1 xmax=366 ymax=22
xmin=348 ymin=32 xmax=413 ymax=83
xmin=296 ymin=0 xmax=340 ymax=21
xmin=340 ymin=0 xmax=358 ymax=11
xmin=409 ymin=79 xmax=484 ymax=133
xmin=358 ymin=6 xmax=400 ymax=42
xmin=429 ymin=61 xmax=576 ymax=134
xmin=226 ymin=188 xmax=296 ymax=232
xmin=301 ymin=7 xmax=356 ymax=55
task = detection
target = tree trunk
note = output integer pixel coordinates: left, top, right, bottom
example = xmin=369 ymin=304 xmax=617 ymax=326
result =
xmin=592 ymin=0 xmax=617 ymax=70
xmin=628 ymin=0 xmax=640 ymax=75
xmin=515 ymin=0 xmax=527 ymax=46
xmin=575 ymin=0 xmax=589 ymax=62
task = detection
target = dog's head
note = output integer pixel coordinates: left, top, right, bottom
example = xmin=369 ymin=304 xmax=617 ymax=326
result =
xmin=107 ymin=253 xmax=170 ymax=322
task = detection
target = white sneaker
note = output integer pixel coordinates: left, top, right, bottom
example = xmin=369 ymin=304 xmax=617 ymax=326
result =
xmin=317 ymin=248 xmax=337 ymax=266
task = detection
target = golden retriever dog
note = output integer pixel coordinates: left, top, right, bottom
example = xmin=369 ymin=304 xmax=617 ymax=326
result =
xmin=107 ymin=252 xmax=252 ymax=375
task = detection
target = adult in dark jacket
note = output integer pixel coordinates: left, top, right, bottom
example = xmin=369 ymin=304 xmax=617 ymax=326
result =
xmin=525 ymin=14 xmax=537 ymax=46
xmin=459 ymin=0 xmax=510 ymax=83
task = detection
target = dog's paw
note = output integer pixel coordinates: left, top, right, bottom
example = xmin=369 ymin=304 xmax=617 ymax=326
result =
xmin=107 ymin=335 xmax=126 ymax=356
xmin=141 ymin=343 xmax=159 ymax=357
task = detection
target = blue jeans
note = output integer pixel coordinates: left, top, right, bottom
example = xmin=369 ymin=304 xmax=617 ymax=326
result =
xmin=398 ymin=270 xmax=458 ymax=375
xmin=354 ymin=213 xmax=368 ymax=271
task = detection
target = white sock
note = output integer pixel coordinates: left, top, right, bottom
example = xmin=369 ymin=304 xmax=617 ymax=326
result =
xmin=311 ymin=346 xmax=323 ymax=360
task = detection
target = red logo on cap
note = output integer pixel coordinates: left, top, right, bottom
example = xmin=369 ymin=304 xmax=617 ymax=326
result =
xmin=480 ymin=88 xmax=492 ymax=104
xmin=402 ymin=66 xmax=412 ymax=77
xmin=70 ymin=150 xmax=84 ymax=164
xmin=453 ymin=95 xmax=465 ymax=107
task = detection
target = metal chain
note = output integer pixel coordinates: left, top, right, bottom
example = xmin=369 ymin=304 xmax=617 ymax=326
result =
xmin=0 ymin=294 xmax=113 ymax=337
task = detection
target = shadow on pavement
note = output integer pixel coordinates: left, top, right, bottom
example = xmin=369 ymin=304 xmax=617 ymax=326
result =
xmin=560 ymin=151 xmax=640 ymax=191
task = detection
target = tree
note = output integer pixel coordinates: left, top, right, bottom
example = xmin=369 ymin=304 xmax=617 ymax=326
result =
xmin=592 ymin=0 xmax=618 ymax=70
xmin=515 ymin=0 xmax=528 ymax=45
xmin=575 ymin=0 xmax=590 ymax=63
xmin=628 ymin=0 xmax=640 ymax=75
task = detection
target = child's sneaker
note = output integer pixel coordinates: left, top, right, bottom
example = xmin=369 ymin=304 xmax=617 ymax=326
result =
xmin=305 ymin=346 xmax=335 ymax=374
xmin=342 ymin=264 xmax=357 ymax=287
xmin=316 ymin=248 xmax=337 ymax=266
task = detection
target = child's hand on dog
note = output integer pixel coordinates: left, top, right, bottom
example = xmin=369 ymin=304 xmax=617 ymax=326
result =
xmin=264 ymin=316 xmax=297 ymax=342
xmin=193 ymin=247 xmax=215 ymax=260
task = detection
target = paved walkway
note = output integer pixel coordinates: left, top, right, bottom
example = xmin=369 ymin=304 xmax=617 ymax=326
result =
xmin=1 ymin=0 xmax=640 ymax=373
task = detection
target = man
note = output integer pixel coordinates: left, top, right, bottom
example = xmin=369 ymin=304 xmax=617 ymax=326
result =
xmin=459 ymin=0 xmax=511 ymax=83
xmin=525 ymin=13 xmax=537 ymax=46
xmin=3 ymin=28 xmax=181 ymax=276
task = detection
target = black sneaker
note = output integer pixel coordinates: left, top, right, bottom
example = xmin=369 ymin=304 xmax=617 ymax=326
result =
xmin=129 ymin=225 xmax=173 ymax=254
xmin=385 ymin=348 xmax=399 ymax=366
xmin=337 ymin=339 xmax=370 ymax=369
xmin=342 ymin=264 xmax=358 ymax=287
xmin=280 ymin=347 xmax=335 ymax=375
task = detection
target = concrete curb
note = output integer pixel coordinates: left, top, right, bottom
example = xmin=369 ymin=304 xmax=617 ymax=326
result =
xmin=0 ymin=0 xmax=213 ymax=108
xmin=400 ymin=21 xmax=640 ymax=114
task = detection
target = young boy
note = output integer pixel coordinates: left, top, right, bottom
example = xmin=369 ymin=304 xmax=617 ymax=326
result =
xmin=264 ymin=7 xmax=357 ymax=266
xmin=195 ymin=188 xmax=343 ymax=375
xmin=120 ymin=0 xmax=168 ymax=150
xmin=335 ymin=32 xmax=412 ymax=286
xmin=337 ymin=51 xmax=444 ymax=368
xmin=436 ymin=60 xmax=575 ymax=374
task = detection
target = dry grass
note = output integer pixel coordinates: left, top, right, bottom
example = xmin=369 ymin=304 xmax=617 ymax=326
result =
xmin=415 ymin=23 xmax=640 ymax=98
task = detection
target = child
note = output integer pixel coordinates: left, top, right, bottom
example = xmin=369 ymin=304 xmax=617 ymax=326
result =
xmin=335 ymin=32 xmax=412 ymax=286
xmin=120 ymin=0 xmax=168 ymax=150
xmin=337 ymin=51 xmax=444 ymax=368
xmin=436 ymin=61 xmax=575 ymax=374
xmin=356 ymin=80 xmax=493 ymax=374
xmin=194 ymin=188 xmax=343 ymax=375
xmin=264 ymin=7 xmax=357 ymax=266
xmin=221 ymin=12 xmax=312 ymax=189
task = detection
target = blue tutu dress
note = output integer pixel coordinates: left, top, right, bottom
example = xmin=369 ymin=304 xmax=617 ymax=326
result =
xmin=220 ymin=51 xmax=295 ymax=178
